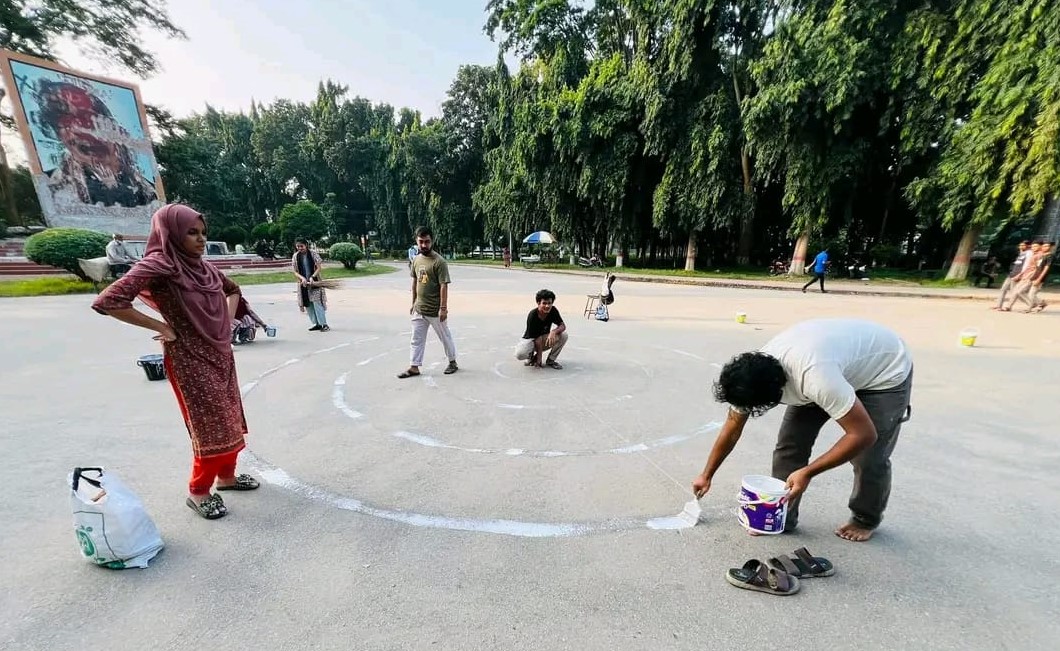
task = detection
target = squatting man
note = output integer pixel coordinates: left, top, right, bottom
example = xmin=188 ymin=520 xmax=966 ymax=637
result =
xmin=691 ymin=319 xmax=913 ymax=542
xmin=516 ymin=289 xmax=568 ymax=369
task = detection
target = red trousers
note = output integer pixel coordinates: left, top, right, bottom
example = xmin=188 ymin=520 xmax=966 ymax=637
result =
xmin=189 ymin=451 xmax=239 ymax=496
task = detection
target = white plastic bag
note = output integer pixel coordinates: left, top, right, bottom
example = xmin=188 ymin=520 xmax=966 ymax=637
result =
xmin=69 ymin=467 xmax=164 ymax=569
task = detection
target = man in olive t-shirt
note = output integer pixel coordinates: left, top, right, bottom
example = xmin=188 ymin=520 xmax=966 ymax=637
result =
xmin=398 ymin=226 xmax=458 ymax=378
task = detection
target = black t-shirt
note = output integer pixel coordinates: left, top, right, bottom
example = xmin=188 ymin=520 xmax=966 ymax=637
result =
xmin=523 ymin=307 xmax=564 ymax=339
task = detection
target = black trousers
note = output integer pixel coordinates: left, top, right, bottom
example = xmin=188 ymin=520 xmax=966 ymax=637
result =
xmin=771 ymin=370 xmax=913 ymax=531
xmin=802 ymin=272 xmax=825 ymax=292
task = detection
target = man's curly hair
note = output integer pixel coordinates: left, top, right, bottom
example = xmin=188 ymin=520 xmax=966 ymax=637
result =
xmin=712 ymin=352 xmax=787 ymax=417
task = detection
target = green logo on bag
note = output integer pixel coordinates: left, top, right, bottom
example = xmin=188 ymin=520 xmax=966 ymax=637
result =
xmin=76 ymin=527 xmax=95 ymax=557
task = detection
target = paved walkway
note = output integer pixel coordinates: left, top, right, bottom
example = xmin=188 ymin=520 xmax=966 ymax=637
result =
xmin=454 ymin=263 xmax=1057 ymax=302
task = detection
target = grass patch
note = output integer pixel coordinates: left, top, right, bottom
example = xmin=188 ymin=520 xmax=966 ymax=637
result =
xmin=0 ymin=276 xmax=95 ymax=297
xmin=0 ymin=262 xmax=398 ymax=297
xmin=227 ymin=263 xmax=397 ymax=286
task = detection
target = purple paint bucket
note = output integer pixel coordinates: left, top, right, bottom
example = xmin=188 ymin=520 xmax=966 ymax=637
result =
xmin=737 ymin=475 xmax=789 ymax=535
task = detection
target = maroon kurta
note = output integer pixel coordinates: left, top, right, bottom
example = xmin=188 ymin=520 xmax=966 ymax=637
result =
xmin=94 ymin=273 xmax=247 ymax=458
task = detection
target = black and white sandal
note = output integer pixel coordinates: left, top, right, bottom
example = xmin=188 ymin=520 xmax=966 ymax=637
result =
xmin=186 ymin=494 xmax=228 ymax=519
xmin=216 ymin=474 xmax=260 ymax=491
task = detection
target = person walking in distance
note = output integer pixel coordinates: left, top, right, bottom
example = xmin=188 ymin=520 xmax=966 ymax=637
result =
xmin=398 ymin=226 xmax=458 ymax=378
xmin=1002 ymin=241 xmax=1043 ymax=312
xmin=92 ymin=204 xmax=259 ymax=520
xmin=1014 ymin=241 xmax=1052 ymax=313
xmin=993 ymin=241 xmax=1031 ymax=310
xmin=802 ymin=248 xmax=829 ymax=293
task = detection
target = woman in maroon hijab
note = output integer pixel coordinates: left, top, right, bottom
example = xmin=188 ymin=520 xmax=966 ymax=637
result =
xmin=93 ymin=204 xmax=259 ymax=520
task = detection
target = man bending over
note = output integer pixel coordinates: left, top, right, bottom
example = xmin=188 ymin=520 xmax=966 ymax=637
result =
xmin=691 ymin=319 xmax=913 ymax=542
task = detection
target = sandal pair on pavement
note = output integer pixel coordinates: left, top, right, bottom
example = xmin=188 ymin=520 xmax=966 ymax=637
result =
xmin=725 ymin=547 xmax=835 ymax=596
xmin=397 ymin=361 xmax=458 ymax=379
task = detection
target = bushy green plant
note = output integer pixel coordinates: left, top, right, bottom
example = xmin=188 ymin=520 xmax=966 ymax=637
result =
xmin=218 ymin=225 xmax=248 ymax=248
xmin=278 ymin=200 xmax=327 ymax=244
xmin=329 ymin=242 xmax=364 ymax=269
xmin=250 ymin=222 xmax=274 ymax=242
xmin=24 ymin=228 xmax=110 ymax=280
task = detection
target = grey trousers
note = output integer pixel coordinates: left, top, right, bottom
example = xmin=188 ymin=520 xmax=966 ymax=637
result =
xmin=772 ymin=370 xmax=913 ymax=531
xmin=995 ymin=276 xmax=1018 ymax=309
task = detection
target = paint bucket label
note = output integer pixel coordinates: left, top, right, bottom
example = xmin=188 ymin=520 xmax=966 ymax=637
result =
xmin=737 ymin=475 xmax=788 ymax=534
xmin=959 ymin=329 xmax=978 ymax=347
xmin=735 ymin=312 xmax=747 ymax=324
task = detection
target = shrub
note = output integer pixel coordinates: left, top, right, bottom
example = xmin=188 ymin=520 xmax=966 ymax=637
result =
xmin=329 ymin=242 xmax=364 ymax=269
xmin=24 ymin=228 xmax=110 ymax=280
xmin=278 ymin=200 xmax=327 ymax=244
xmin=218 ymin=225 xmax=248 ymax=249
xmin=250 ymin=222 xmax=274 ymax=242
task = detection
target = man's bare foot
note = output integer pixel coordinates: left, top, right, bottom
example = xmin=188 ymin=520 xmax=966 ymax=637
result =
xmin=835 ymin=521 xmax=875 ymax=542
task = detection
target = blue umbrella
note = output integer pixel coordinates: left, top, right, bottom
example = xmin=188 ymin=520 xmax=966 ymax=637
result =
xmin=522 ymin=231 xmax=555 ymax=245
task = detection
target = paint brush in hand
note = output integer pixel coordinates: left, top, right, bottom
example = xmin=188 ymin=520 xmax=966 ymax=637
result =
xmin=676 ymin=497 xmax=703 ymax=527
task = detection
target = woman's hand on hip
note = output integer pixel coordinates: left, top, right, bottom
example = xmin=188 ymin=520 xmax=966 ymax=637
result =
xmin=153 ymin=323 xmax=178 ymax=343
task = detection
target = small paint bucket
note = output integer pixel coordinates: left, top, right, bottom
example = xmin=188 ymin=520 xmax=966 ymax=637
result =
xmin=265 ymin=326 xmax=277 ymax=338
xmin=737 ymin=474 xmax=789 ymax=535
xmin=735 ymin=312 xmax=747 ymax=324
xmin=136 ymin=354 xmax=166 ymax=381
xmin=959 ymin=328 xmax=978 ymax=347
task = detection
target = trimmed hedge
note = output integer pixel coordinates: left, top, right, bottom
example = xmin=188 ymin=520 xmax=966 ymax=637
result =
xmin=329 ymin=242 xmax=365 ymax=269
xmin=24 ymin=228 xmax=110 ymax=280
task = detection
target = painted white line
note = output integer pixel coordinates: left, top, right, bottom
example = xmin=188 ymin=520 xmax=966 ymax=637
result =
xmin=356 ymin=352 xmax=389 ymax=366
xmin=236 ymin=335 xmax=728 ymax=537
xmin=498 ymin=403 xmax=526 ymax=410
xmin=423 ymin=376 xmax=438 ymax=388
xmin=387 ymin=422 xmax=722 ymax=458
xmin=332 ymin=372 xmax=363 ymax=420
xmin=314 ymin=343 xmax=351 ymax=354
xmin=243 ymin=450 xmax=730 ymax=538
xmin=665 ymin=348 xmax=705 ymax=361
xmin=710 ymin=363 xmax=722 ymax=369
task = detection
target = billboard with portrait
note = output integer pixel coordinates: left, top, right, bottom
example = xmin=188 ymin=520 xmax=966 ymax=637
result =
xmin=0 ymin=49 xmax=165 ymax=234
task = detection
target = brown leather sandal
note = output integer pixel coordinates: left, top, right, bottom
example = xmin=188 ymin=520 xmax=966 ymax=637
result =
xmin=767 ymin=547 xmax=835 ymax=578
xmin=726 ymin=559 xmax=800 ymax=595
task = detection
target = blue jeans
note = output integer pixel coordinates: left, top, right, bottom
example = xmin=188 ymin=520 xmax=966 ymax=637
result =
xmin=306 ymin=302 xmax=327 ymax=326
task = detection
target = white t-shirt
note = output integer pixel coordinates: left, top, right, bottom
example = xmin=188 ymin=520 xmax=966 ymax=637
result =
xmin=759 ymin=319 xmax=912 ymax=420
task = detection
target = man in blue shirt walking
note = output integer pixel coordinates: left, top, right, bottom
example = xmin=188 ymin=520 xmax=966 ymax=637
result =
xmin=803 ymin=248 xmax=829 ymax=293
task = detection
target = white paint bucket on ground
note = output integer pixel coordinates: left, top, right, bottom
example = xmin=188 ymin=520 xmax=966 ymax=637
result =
xmin=736 ymin=474 xmax=789 ymax=535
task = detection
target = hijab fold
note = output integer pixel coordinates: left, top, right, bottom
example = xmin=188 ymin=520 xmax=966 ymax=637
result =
xmin=125 ymin=204 xmax=232 ymax=351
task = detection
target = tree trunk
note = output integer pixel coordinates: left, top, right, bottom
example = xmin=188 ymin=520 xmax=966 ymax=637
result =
xmin=945 ymin=224 xmax=982 ymax=280
xmin=0 ymin=124 xmax=23 ymax=227
xmin=877 ymin=177 xmax=898 ymax=244
xmin=684 ymin=230 xmax=697 ymax=272
xmin=789 ymin=228 xmax=811 ymax=276
xmin=736 ymin=149 xmax=754 ymax=265
xmin=732 ymin=66 xmax=754 ymax=265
